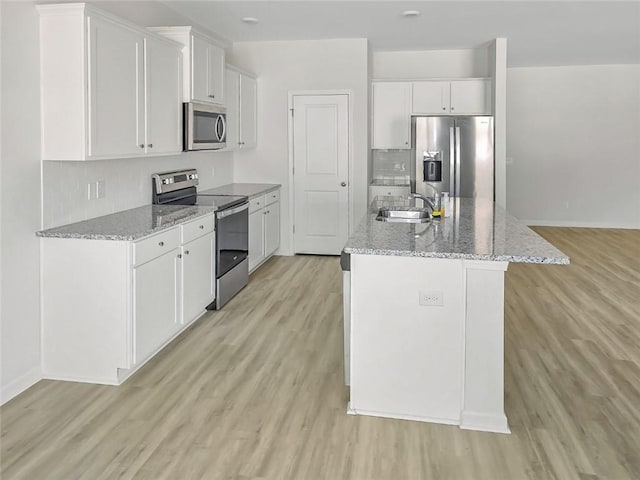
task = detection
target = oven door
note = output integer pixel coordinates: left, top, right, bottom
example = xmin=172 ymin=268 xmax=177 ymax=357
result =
xmin=184 ymin=102 xmax=227 ymax=151
xmin=215 ymin=203 xmax=249 ymax=278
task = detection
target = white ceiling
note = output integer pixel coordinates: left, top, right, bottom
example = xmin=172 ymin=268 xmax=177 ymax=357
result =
xmin=82 ymin=1 xmax=640 ymax=67
xmin=155 ymin=1 xmax=640 ymax=67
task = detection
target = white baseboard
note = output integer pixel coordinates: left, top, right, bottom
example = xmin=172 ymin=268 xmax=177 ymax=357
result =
xmin=1 ymin=366 xmax=42 ymax=405
xmin=460 ymin=410 xmax=511 ymax=434
xmin=521 ymin=219 xmax=640 ymax=229
xmin=347 ymin=402 xmax=459 ymax=426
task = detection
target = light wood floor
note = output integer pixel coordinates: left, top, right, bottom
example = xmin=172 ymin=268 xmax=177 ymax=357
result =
xmin=1 ymin=227 xmax=639 ymax=479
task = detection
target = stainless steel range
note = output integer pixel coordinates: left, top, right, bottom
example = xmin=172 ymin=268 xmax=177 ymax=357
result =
xmin=152 ymin=169 xmax=249 ymax=309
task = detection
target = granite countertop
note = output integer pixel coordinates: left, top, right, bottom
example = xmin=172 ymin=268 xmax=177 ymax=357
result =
xmin=199 ymin=183 xmax=281 ymax=198
xmin=370 ymin=177 xmax=411 ymax=187
xmin=36 ymin=205 xmax=216 ymax=241
xmin=344 ymin=197 xmax=569 ymax=265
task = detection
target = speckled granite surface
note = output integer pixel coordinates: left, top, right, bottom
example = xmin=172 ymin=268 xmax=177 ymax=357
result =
xmin=344 ymin=197 xmax=569 ymax=265
xmin=199 ymin=183 xmax=281 ymax=198
xmin=36 ymin=205 xmax=216 ymax=241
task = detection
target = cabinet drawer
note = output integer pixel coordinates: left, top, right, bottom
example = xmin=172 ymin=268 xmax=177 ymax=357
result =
xmin=133 ymin=228 xmax=180 ymax=266
xmin=249 ymin=195 xmax=266 ymax=213
xmin=265 ymin=189 xmax=280 ymax=206
xmin=181 ymin=214 xmax=215 ymax=244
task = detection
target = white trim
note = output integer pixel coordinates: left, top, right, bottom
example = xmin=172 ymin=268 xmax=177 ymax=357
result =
xmin=460 ymin=410 xmax=511 ymax=434
xmin=287 ymin=90 xmax=354 ymax=255
xmin=521 ymin=219 xmax=640 ymax=230
xmin=347 ymin=402 xmax=459 ymax=426
xmin=1 ymin=366 xmax=42 ymax=406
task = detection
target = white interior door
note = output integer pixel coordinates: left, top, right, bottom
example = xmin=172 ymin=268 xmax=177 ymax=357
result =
xmin=293 ymin=94 xmax=349 ymax=255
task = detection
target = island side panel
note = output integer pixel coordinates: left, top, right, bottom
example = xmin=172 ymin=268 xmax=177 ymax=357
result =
xmin=41 ymin=237 xmax=131 ymax=384
xmin=349 ymin=254 xmax=465 ymax=424
xmin=461 ymin=260 xmax=511 ymax=433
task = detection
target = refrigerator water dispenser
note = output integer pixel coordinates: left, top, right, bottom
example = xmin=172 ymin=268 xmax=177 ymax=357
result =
xmin=423 ymin=154 xmax=442 ymax=183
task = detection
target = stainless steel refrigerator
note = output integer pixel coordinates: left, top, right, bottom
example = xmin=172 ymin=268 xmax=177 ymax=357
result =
xmin=411 ymin=116 xmax=494 ymax=200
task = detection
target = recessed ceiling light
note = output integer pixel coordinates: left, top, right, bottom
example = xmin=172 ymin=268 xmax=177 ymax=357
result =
xmin=242 ymin=17 xmax=259 ymax=24
xmin=402 ymin=10 xmax=420 ymax=18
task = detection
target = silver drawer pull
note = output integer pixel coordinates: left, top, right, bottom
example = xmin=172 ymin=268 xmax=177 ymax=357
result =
xmin=177 ymin=253 xmax=182 ymax=259
xmin=199 ymin=225 xmax=204 ymax=229
xmin=184 ymin=250 xmax=190 ymax=255
xmin=158 ymin=241 xmax=164 ymax=247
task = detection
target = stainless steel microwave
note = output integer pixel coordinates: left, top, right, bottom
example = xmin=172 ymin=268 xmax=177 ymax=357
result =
xmin=184 ymin=102 xmax=227 ymax=151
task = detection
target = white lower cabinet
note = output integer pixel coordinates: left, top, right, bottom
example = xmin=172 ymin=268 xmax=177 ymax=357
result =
xmin=181 ymin=231 xmax=215 ymax=325
xmin=134 ymin=248 xmax=180 ymax=364
xmin=248 ymin=189 xmax=281 ymax=273
xmin=41 ymin=213 xmax=216 ymax=385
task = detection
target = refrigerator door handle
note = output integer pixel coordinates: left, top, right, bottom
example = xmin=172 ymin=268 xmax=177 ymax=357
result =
xmin=455 ymin=126 xmax=461 ymax=198
xmin=449 ymin=127 xmax=456 ymax=196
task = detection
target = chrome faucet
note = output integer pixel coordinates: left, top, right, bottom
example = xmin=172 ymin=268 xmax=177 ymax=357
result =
xmin=409 ymin=193 xmax=435 ymax=210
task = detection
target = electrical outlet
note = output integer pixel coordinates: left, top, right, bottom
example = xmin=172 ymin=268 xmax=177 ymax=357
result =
xmin=419 ymin=290 xmax=444 ymax=306
xmin=96 ymin=180 xmax=106 ymax=199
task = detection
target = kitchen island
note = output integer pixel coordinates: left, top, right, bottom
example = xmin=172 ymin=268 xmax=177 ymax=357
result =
xmin=342 ymin=197 xmax=569 ymax=433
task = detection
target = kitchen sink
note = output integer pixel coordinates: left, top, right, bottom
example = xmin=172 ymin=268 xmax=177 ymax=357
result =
xmin=376 ymin=207 xmax=432 ymax=223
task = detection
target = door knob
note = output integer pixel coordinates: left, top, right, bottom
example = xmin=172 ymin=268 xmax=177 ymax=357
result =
xmin=340 ymin=182 xmax=347 ymax=187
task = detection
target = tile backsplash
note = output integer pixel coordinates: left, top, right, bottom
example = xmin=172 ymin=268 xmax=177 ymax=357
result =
xmin=372 ymin=149 xmax=412 ymax=181
xmin=42 ymin=151 xmax=234 ymax=229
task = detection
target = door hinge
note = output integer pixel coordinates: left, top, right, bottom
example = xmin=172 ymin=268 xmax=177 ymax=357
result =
xmin=290 ymin=108 xmax=294 ymax=117
xmin=293 ymin=225 xmax=296 ymax=234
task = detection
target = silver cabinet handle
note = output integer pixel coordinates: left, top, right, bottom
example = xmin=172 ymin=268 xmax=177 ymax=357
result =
xmin=158 ymin=241 xmax=164 ymax=247
xmin=139 ymin=144 xmax=144 ymax=149
xmin=199 ymin=225 xmax=204 ymax=229
xmin=340 ymin=182 xmax=347 ymax=187
xmin=184 ymin=250 xmax=190 ymax=255
xmin=208 ymin=94 xmax=215 ymax=98
xmin=148 ymin=144 xmax=153 ymax=148
xmin=442 ymin=107 xmax=446 ymax=111
xmin=177 ymin=253 xmax=182 ymax=259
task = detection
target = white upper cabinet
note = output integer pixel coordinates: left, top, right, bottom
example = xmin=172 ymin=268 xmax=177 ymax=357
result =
xmin=411 ymin=81 xmax=450 ymax=114
xmin=239 ymin=74 xmax=257 ymax=148
xmin=87 ymin=14 xmax=144 ymax=158
xmin=151 ymin=27 xmax=225 ymax=106
xmin=412 ymin=79 xmax=492 ymax=115
xmin=371 ymin=82 xmax=412 ymax=149
xmin=145 ymin=36 xmax=183 ymax=154
xmin=449 ymin=79 xmax=492 ymax=115
xmin=38 ymin=4 xmax=183 ymax=161
xmin=225 ymin=66 xmax=257 ymax=150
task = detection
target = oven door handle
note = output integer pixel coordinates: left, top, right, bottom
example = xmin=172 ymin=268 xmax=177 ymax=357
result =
xmin=216 ymin=202 xmax=249 ymax=218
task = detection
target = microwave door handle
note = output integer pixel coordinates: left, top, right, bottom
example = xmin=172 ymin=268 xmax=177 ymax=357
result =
xmin=215 ymin=115 xmax=226 ymax=142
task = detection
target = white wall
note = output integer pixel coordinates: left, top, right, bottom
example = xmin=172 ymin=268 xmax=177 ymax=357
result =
xmin=42 ymin=152 xmax=234 ymax=229
xmin=229 ymin=39 xmax=369 ymax=255
xmin=506 ymin=64 xmax=640 ymax=228
xmin=372 ymin=48 xmax=490 ymax=79
xmin=1 ymin=1 xmax=43 ymax=403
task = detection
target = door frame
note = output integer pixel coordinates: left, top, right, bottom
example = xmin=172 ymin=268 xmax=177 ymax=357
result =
xmin=287 ymin=90 xmax=354 ymax=255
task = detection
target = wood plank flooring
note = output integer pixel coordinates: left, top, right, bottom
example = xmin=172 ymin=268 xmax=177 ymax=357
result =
xmin=2 ymin=227 xmax=639 ymax=479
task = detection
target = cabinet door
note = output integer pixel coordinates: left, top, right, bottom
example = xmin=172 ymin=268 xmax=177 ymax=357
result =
xmin=412 ymin=81 xmax=450 ymax=114
xmin=371 ymin=82 xmax=411 ymax=149
xmin=145 ymin=36 xmax=183 ymax=154
xmin=88 ymin=15 xmax=144 ymax=158
xmin=248 ymin=209 xmax=265 ymax=272
xmin=191 ymin=34 xmax=210 ymax=103
xmin=450 ymin=79 xmax=491 ymax=115
xmin=134 ymin=249 xmax=180 ymax=364
xmin=207 ymin=43 xmax=225 ymax=105
xmin=239 ymin=74 xmax=257 ymax=148
xmin=224 ymin=69 xmax=240 ymax=149
xmin=264 ymin=202 xmax=280 ymax=257
xmin=182 ymin=233 xmax=215 ymax=325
